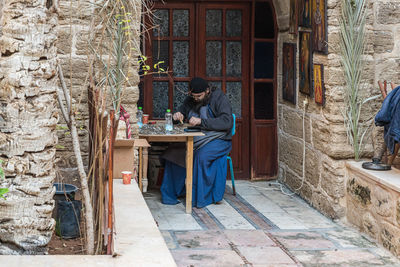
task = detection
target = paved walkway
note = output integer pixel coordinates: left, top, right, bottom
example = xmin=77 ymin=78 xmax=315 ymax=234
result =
xmin=144 ymin=180 xmax=400 ymax=267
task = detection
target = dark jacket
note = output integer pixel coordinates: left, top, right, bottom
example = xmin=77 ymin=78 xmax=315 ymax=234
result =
xmin=375 ymin=86 xmax=400 ymax=154
xmin=178 ymin=88 xmax=233 ymax=140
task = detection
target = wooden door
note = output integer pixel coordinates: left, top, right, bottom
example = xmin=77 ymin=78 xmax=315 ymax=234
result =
xmin=142 ymin=0 xmax=277 ymax=180
xmin=197 ymin=3 xmax=250 ymax=179
xmin=250 ymin=1 xmax=278 ymax=179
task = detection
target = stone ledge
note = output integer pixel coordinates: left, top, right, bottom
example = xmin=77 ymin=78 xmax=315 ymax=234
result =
xmin=0 ymin=179 xmax=177 ymax=267
xmin=346 ymin=161 xmax=400 ymax=194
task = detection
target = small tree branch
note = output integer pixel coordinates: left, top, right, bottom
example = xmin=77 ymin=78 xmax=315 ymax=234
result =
xmin=58 ymin=64 xmax=71 ymax=114
xmin=55 ymin=86 xmax=70 ymax=125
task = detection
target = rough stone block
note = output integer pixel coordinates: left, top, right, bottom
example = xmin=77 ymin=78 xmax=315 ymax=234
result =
xmin=279 ymin=134 xmax=303 ymax=177
xmin=281 ymin=108 xmax=304 ymax=139
xmin=305 ymin=147 xmax=320 ymax=188
xmin=312 ymin=120 xmax=354 ymax=159
xmin=380 ymin=221 xmax=400 ymax=255
xmin=320 ymin=157 xmax=345 ymax=199
xmin=372 ymin=186 xmax=393 ymax=218
xmin=56 ymin=25 xmax=73 ymax=55
xmin=373 ymin=30 xmax=394 ymax=53
xmin=362 ymin=212 xmax=379 ymax=240
xmin=312 ymin=191 xmax=344 ymax=219
xmin=347 ymin=177 xmax=371 ymax=206
xmin=59 ymin=0 xmax=96 ymax=23
xmin=375 ymin=58 xmax=400 ymax=83
xmin=377 ymin=3 xmax=400 ymax=25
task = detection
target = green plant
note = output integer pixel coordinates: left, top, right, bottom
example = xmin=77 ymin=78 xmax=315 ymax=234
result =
xmin=0 ymin=159 xmax=8 ymax=199
xmin=339 ymin=0 xmax=378 ymax=160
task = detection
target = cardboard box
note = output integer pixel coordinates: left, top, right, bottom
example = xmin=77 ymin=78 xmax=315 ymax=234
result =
xmin=113 ymin=139 xmax=135 ymax=179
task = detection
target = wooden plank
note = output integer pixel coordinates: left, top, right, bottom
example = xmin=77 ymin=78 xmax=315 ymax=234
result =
xmin=186 ymin=136 xmax=194 ymax=214
xmin=139 ymin=147 xmax=143 ymax=192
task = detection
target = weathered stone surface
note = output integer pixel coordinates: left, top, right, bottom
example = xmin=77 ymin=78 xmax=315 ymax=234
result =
xmin=56 ymin=25 xmax=73 ymax=55
xmin=377 ymin=2 xmax=400 ymax=25
xmin=396 ymin=199 xmax=400 ymax=226
xmin=362 ymin=212 xmax=379 ymax=240
xmin=380 ymin=221 xmax=400 ymax=255
xmin=372 ymin=186 xmax=393 ymax=218
xmin=312 ymin=191 xmax=345 ymax=219
xmin=346 ymin=193 xmax=366 ymax=228
xmin=347 ymin=177 xmax=371 ymax=206
xmin=320 ymin=157 xmax=346 ymax=199
xmin=375 ymin=58 xmax=400 ymax=83
xmin=279 ymin=133 xmax=303 ymax=177
xmin=373 ymin=30 xmax=395 ymax=54
xmin=0 ymin=0 xmax=58 ymax=254
xmin=305 ymin=147 xmax=320 ymax=188
xmin=312 ymin=120 xmax=354 ymax=159
xmin=281 ymin=107 xmax=305 ymax=140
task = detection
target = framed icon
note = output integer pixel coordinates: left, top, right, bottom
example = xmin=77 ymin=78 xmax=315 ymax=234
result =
xmin=299 ymin=0 xmax=312 ymax=28
xmin=289 ymin=0 xmax=298 ymax=35
xmin=314 ymin=64 xmax=325 ymax=105
xmin=282 ymin=43 xmax=297 ymax=104
xmin=312 ymin=0 xmax=328 ymax=53
xmin=299 ymin=31 xmax=313 ymax=96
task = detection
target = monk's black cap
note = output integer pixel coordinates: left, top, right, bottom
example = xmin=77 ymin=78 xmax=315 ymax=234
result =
xmin=189 ymin=77 xmax=209 ymax=93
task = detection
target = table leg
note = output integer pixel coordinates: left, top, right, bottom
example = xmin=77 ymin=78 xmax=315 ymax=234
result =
xmin=186 ymin=136 xmax=193 ymax=214
xmin=142 ymin=147 xmax=149 ymax=192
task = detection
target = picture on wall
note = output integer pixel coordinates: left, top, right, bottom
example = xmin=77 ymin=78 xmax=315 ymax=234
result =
xmin=289 ymin=0 xmax=298 ymax=35
xmin=299 ymin=31 xmax=313 ymax=96
xmin=314 ymin=64 xmax=325 ymax=105
xmin=312 ymin=0 xmax=328 ymax=53
xmin=282 ymin=43 xmax=297 ymax=104
xmin=299 ymin=0 xmax=312 ymax=28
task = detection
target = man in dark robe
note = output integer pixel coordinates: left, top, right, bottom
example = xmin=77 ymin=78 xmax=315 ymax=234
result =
xmin=161 ymin=77 xmax=233 ymax=208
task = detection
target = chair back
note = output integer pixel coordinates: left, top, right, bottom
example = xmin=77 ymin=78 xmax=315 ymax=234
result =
xmin=231 ymin=114 xmax=236 ymax=136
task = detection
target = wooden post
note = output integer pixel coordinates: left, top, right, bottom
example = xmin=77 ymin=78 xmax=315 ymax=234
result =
xmin=107 ymin=110 xmax=114 ymax=255
xmin=185 ymin=136 xmax=194 ymax=214
xmin=134 ymin=139 xmax=151 ymax=192
xmin=142 ymin=147 xmax=149 ymax=192
xmin=139 ymin=147 xmax=143 ymax=192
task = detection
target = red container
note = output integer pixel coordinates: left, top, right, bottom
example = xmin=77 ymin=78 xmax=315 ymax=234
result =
xmin=122 ymin=171 xmax=132 ymax=184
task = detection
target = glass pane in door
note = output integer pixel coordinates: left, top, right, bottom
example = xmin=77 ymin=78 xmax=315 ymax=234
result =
xmin=173 ymin=82 xmax=188 ymax=112
xmin=153 ymin=40 xmax=169 ymax=77
xmin=153 ymin=9 xmax=169 ymax=37
xmin=206 ymin=41 xmax=222 ymax=77
xmin=254 ymin=83 xmax=274 ymax=119
xmin=173 ymin=10 xmax=189 ymax=37
xmin=206 ymin=10 xmax=222 ymax=37
xmin=226 ymin=82 xmax=242 ymax=117
xmin=254 ymin=42 xmax=274 ymax=78
xmin=226 ymin=10 xmax=242 ymax=37
xmin=226 ymin=41 xmax=242 ymax=77
xmin=173 ymin=41 xmax=189 ymax=77
xmin=153 ymin=81 xmax=169 ymax=118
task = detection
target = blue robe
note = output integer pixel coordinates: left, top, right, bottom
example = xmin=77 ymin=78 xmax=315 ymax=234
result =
xmin=161 ymin=139 xmax=232 ymax=208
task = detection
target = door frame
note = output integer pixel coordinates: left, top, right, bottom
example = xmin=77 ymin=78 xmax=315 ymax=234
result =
xmin=142 ymin=0 xmax=278 ymax=180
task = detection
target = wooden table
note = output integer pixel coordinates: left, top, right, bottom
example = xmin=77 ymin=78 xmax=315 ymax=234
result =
xmin=139 ymin=128 xmax=204 ymax=214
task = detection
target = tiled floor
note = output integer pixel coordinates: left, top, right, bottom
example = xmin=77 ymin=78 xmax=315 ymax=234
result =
xmin=144 ymin=180 xmax=400 ymax=267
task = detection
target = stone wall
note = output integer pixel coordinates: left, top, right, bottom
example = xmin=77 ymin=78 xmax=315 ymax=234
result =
xmin=56 ymin=0 xmax=141 ymax=185
xmin=277 ymin=0 xmax=400 ymax=219
xmin=346 ymin=162 xmax=400 ymax=256
xmin=0 ymin=0 xmax=58 ymax=254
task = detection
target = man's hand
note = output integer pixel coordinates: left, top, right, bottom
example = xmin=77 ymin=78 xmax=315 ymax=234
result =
xmin=173 ymin=112 xmax=184 ymax=123
xmin=189 ymin=117 xmax=201 ymax=126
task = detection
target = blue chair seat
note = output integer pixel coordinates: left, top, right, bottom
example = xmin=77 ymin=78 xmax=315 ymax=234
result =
xmin=227 ymin=114 xmax=236 ymax=195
